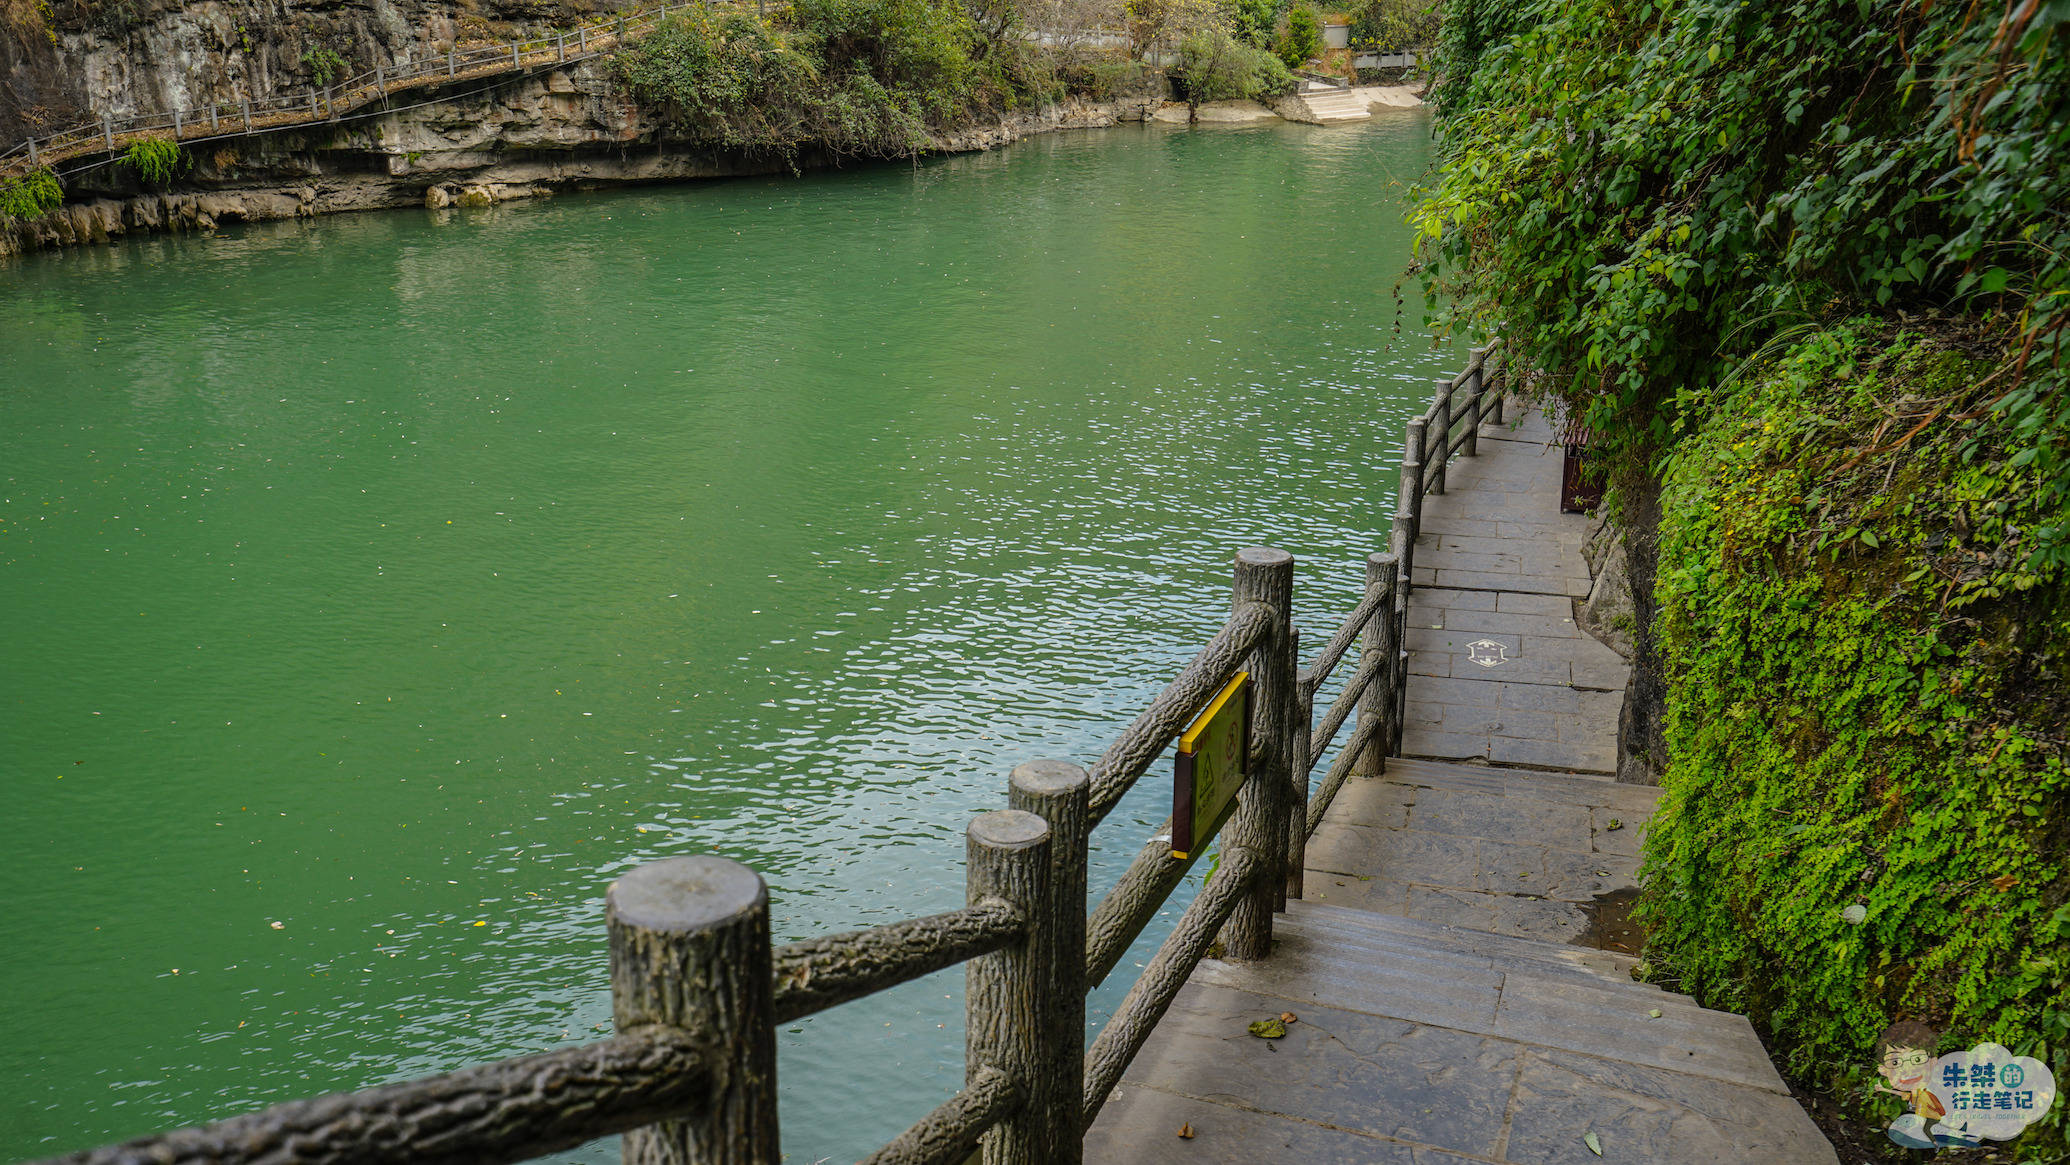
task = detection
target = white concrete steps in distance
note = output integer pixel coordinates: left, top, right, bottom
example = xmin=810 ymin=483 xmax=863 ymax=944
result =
xmin=1298 ymin=84 xmax=1372 ymax=122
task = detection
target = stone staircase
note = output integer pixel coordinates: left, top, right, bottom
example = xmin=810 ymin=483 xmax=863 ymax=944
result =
xmin=1297 ymin=83 xmax=1373 ymax=123
xmin=1084 ymin=758 xmax=1838 ymax=1162
xmin=1081 ymin=402 xmax=1835 ymax=1162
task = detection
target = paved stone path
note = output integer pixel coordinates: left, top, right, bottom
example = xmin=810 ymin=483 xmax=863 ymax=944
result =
xmin=1403 ymin=406 xmax=1629 ymax=774
xmin=1082 ymin=403 xmax=1835 ymax=1164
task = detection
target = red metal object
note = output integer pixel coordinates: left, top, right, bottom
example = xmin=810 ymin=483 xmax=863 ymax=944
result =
xmin=1560 ymin=414 xmax=1603 ymax=514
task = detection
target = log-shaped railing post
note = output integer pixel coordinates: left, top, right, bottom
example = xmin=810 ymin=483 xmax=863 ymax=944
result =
xmin=966 ymin=809 xmax=1053 ymax=1165
xmin=1393 ymin=415 xmax=1422 ymax=757
xmin=1219 ymin=547 xmax=1294 ymax=958
xmin=610 ymin=857 xmax=779 ymax=1165
xmin=1352 ymin=552 xmax=1399 ymax=777
xmin=1394 ymin=563 xmax=1414 ymax=754
xmin=1400 ymin=416 xmax=1425 ymax=583
xmin=1462 ymin=349 xmax=1486 ymax=457
xmin=1006 ymin=760 xmax=1089 ymax=1165
xmin=1430 ymin=378 xmax=1451 ymax=495
xmin=1286 ymin=627 xmax=1311 ymax=901
xmin=1490 ymin=346 xmax=1507 ymax=425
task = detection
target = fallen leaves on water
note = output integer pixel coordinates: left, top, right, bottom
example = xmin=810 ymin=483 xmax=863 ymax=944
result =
xmin=1583 ymin=1130 xmax=1603 ymax=1155
xmin=1175 ymin=1123 xmax=1194 ymax=1140
xmin=1247 ymin=1019 xmax=1286 ymax=1039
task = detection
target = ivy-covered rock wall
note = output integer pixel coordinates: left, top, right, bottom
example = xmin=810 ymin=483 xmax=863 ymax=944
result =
xmin=1647 ymin=320 xmax=2068 ymax=1147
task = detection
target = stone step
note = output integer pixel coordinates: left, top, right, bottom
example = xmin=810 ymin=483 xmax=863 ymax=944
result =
xmin=1194 ymin=900 xmax=1790 ymax=1093
xmin=1382 ymin=756 xmax=1661 ymax=815
xmin=1298 ymin=90 xmax=1372 ymax=121
xmin=1282 ymin=899 xmax=1675 ymax=999
xmin=1300 ymin=761 xmax=1653 ymax=948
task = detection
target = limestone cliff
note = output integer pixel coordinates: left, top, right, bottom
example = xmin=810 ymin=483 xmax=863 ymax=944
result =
xmin=2 ymin=0 xmax=627 ymax=143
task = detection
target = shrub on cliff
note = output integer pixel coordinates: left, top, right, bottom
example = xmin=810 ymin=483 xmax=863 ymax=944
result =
xmin=613 ymin=0 xmax=1018 ymax=159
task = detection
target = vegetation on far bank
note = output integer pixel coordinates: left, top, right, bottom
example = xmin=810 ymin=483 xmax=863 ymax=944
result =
xmin=1415 ymin=0 xmax=2068 ymax=1154
xmin=610 ymin=0 xmax=1401 ymax=150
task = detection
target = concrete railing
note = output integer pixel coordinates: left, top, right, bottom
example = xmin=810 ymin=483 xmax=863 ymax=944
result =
xmin=23 ymin=345 xmax=1505 ymax=1165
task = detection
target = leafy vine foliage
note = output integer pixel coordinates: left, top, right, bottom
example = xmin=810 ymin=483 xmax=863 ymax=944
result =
xmin=122 ymin=135 xmax=183 ymax=185
xmin=1415 ymin=0 xmax=2070 ymax=1152
xmin=1417 ymin=0 xmax=2069 ymax=568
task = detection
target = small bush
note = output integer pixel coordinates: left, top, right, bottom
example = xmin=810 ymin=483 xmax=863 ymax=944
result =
xmin=0 ymin=167 xmax=62 ymax=221
xmin=1228 ymin=0 xmax=1287 ymax=48
xmin=1275 ymin=4 xmax=1321 ymax=69
xmin=1345 ymin=0 xmax=1434 ymax=52
xmin=1176 ymin=29 xmax=1291 ymax=108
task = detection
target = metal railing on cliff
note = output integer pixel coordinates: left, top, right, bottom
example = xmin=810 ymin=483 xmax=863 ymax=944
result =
xmin=0 ymin=2 xmax=723 ymax=182
xmin=20 ymin=344 xmax=1506 ymax=1165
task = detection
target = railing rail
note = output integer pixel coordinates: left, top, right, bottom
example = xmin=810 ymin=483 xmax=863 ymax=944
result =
xmin=25 ymin=341 xmax=1505 ymax=1165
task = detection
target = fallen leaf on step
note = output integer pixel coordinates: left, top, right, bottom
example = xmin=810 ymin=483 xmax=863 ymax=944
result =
xmin=1583 ymin=1130 xmax=1603 ymax=1155
xmin=1648 ymin=1008 xmax=1662 ymax=1019
xmin=1606 ymin=818 xmax=1623 ymax=830
xmin=1176 ymin=1123 xmax=1194 ymax=1140
xmin=1247 ymin=1019 xmax=1286 ymax=1039
xmin=1280 ymin=1012 xmax=1298 ymax=1024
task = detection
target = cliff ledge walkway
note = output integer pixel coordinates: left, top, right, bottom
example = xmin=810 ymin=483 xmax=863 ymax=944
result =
xmin=1082 ymin=402 xmax=1837 ymax=1164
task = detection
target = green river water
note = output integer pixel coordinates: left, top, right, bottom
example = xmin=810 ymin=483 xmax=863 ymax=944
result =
xmin=0 ymin=111 xmax=1449 ymax=1162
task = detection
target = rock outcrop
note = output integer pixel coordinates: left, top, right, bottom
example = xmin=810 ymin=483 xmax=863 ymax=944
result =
xmin=1 ymin=63 xmax=1165 ymax=257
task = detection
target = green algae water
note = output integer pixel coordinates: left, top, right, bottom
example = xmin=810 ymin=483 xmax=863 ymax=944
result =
xmin=0 ymin=112 xmax=1449 ymax=1162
